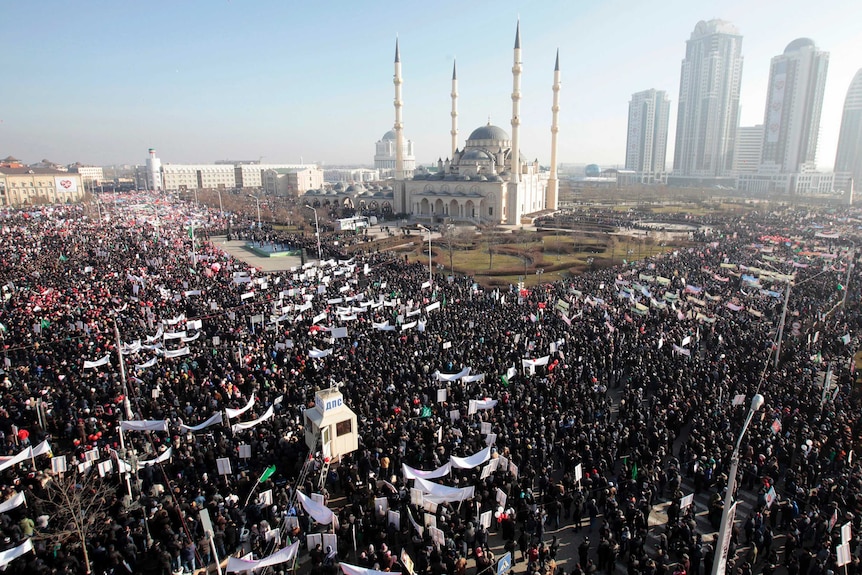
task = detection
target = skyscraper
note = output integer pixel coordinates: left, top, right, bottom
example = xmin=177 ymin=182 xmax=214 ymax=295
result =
xmin=760 ymin=39 xmax=829 ymax=173
xmin=834 ymin=69 xmax=862 ymax=192
xmin=625 ymin=89 xmax=670 ymax=180
xmin=672 ymin=20 xmax=743 ymax=183
xmin=734 ymin=125 xmax=764 ymax=174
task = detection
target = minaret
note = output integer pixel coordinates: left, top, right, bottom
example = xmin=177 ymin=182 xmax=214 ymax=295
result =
xmin=510 ymin=21 xmax=522 ymax=183
xmin=450 ymin=60 xmax=458 ymax=159
xmin=394 ymin=38 xmax=405 ymax=180
xmin=547 ymin=49 xmax=561 ymax=209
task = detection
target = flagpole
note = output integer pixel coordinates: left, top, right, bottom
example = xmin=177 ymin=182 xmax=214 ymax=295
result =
xmin=114 ymin=322 xmax=135 ymax=501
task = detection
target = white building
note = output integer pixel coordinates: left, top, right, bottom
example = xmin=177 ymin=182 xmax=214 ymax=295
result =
xmin=390 ymin=23 xmax=560 ymax=224
xmin=671 ymin=20 xmax=743 ymax=185
xmin=145 ymin=148 xmax=162 ymax=191
xmin=162 ymin=164 xmax=237 ymax=190
xmin=760 ymin=38 xmax=829 ymax=174
xmin=70 ymin=165 xmax=105 ymax=187
xmin=734 ymin=125 xmax=765 ymax=174
xmin=324 ymin=168 xmax=380 ymax=183
xmin=737 ymin=169 xmax=834 ymax=196
xmin=374 ymin=131 xmax=415 ymax=178
xmin=625 ymin=89 xmax=670 ymax=183
xmin=235 ymin=163 xmax=317 ymax=190
xmin=262 ymin=166 xmax=324 ymax=196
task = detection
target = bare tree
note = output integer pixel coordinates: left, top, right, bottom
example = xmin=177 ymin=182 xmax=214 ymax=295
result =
xmin=30 ymin=468 xmax=117 ymax=574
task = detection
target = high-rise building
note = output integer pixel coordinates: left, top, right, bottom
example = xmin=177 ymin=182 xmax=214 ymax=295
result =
xmin=835 ymin=69 xmax=862 ymax=192
xmin=671 ymin=20 xmax=744 ymax=185
xmin=734 ymin=125 xmax=765 ymax=174
xmin=760 ymin=39 xmax=829 ymax=173
xmin=625 ymin=89 xmax=670 ymax=182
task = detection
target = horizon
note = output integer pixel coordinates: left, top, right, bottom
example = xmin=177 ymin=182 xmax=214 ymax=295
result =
xmin=1 ymin=0 xmax=860 ymax=172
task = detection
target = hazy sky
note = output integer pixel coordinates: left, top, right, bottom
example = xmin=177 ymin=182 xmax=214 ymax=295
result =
xmin=2 ymin=0 xmax=860 ymax=170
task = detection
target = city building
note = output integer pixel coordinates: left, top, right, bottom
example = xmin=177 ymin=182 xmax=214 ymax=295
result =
xmin=625 ymin=89 xmax=670 ymax=183
xmin=323 ymin=168 xmax=380 ymax=183
xmin=69 ymin=165 xmax=105 ymax=189
xmin=389 ymin=24 xmax=561 ymax=224
xmin=161 ymin=164 xmax=236 ymax=191
xmin=0 ymin=167 xmax=84 ymax=206
xmin=734 ymin=125 xmax=765 ymax=174
xmin=671 ymin=20 xmax=744 ymax=187
xmin=235 ymin=163 xmax=317 ymax=190
xmin=834 ymin=69 xmax=862 ymax=193
xmin=374 ymin=130 xmax=415 ymax=178
xmin=736 ymin=39 xmax=833 ymax=196
xmin=262 ymin=166 xmax=324 ymax=196
xmin=760 ymin=38 xmax=829 ymax=174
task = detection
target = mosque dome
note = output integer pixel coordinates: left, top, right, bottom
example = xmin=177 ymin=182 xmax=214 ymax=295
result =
xmin=382 ymin=130 xmax=396 ymax=140
xmin=468 ymin=125 xmax=510 ymax=142
xmin=585 ymin=164 xmax=601 ymax=177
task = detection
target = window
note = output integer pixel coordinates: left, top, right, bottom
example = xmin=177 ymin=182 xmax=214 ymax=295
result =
xmin=489 ymin=207 xmax=493 ymax=216
xmin=336 ymin=419 xmax=352 ymax=437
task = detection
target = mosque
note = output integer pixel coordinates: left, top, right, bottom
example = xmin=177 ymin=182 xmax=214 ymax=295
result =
xmin=304 ymin=22 xmax=561 ymax=225
xmin=392 ymin=22 xmax=561 ymax=225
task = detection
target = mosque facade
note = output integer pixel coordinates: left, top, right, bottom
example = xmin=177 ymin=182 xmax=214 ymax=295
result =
xmin=389 ymin=23 xmax=561 ymax=225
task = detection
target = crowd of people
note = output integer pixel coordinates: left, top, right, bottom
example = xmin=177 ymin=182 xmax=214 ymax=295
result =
xmin=0 ymin=195 xmax=860 ymax=575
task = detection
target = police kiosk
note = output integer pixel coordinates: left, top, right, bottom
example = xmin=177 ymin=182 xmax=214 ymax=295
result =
xmin=303 ymin=387 xmax=358 ymax=460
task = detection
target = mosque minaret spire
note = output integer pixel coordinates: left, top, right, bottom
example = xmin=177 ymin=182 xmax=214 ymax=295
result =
xmin=510 ymin=21 xmax=522 ymax=183
xmin=394 ymin=37 xmax=405 ymax=180
xmin=450 ymin=60 xmax=458 ymax=159
xmin=547 ymin=49 xmax=561 ymax=209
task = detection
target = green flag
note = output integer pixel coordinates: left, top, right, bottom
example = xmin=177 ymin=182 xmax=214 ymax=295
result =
xmin=188 ymin=222 xmax=195 ymax=240
xmin=0 ymin=322 xmax=7 ymax=333
xmin=40 ymin=319 xmax=51 ymax=330
xmin=631 ymin=462 xmax=638 ymax=481
xmin=59 ymin=255 xmax=69 ymax=262
xmin=420 ymin=406 xmax=432 ymax=418
xmin=501 ymin=374 xmax=509 ymax=387
xmin=258 ymin=464 xmax=276 ymax=483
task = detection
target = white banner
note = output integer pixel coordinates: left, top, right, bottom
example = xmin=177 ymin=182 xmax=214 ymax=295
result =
xmin=450 ymin=446 xmax=492 ymax=470
xmin=402 ymin=462 xmax=452 ymax=480
xmin=163 ymin=346 xmax=190 ymax=358
xmin=296 ymin=490 xmax=338 ymax=526
xmin=225 ymin=396 xmax=255 ymax=419
xmin=137 ymin=447 xmax=173 ymax=469
xmin=135 ymin=357 xmax=158 ymax=370
xmin=0 ymin=492 xmax=26 ymax=514
xmin=309 ymin=348 xmax=333 ymax=359
xmin=435 ymin=367 xmax=471 ymax=381
xmin=55 ymin=176 xmax=78 ymax=194
xmin=0 ymin=538 xmax=33 ymax=568
xmin=231 ymin=405 xmax=274 ymax=433
xmin=179 ymin=412 xmax=223 ymax=433
xmin=120 ymin=420 xmax=168 ymax=432
xmin=225 ymin=540 xmax=300 ymax=573
xmin=83 ymin=354 xmax=111 ymax=369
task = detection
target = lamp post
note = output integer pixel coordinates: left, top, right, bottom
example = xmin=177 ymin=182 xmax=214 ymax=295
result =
xmin=217 ymin=188 xmax=224 ymax=217
xmin=417 ymin=225 xmax=433 ymax=285
xmin=305 ymin=205 xmax=321 ymax=261
xmin=711 ymin=393 xmax=765 ymax=575
xmin=247 ymin=194 xmax=261 ymax=229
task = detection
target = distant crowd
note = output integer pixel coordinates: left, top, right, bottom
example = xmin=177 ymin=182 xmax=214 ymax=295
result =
xmin=0 ymin=196 xmax=860 ymax=575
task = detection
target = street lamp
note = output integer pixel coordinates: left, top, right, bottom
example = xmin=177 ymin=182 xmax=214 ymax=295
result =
xmin=305 ymin=205 xmax=321 ymax=261
xmin=217 ymin=188 xmax=224 ymax=217
xmin=247 ymin=194 xmax=261 ymax=229
xmin=711 ymin=393 xmax=765 ymax=575
xmin=417 ymin=225 xmax=433 ymax=285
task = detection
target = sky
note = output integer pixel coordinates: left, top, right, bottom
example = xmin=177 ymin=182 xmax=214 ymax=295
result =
xmin=2 ymin=0 xmax=861 ymax=171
